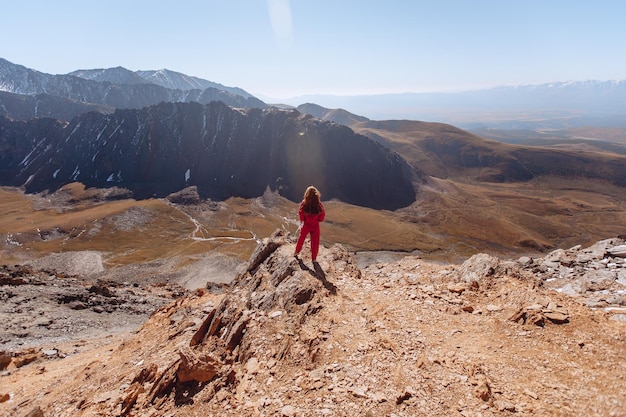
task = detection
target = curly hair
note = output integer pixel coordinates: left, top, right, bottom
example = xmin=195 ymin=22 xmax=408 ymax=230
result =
xmin=301 ymin=186 xmax=322 ymax=214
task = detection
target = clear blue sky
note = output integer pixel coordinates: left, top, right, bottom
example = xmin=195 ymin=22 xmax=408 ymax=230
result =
xmin=2 ymin=0 xmax=624 ymax=98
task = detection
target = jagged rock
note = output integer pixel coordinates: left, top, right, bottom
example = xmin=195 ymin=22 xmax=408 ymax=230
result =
xmin=166 ymin=186 xmax=201 ymax=205
xmin=13 ymin=351 xmax=39 ymax=368
xmin=544 ymin=311 xmax=569 ymax=324
xmin=513 ymin=238 xmax=626 ymax=313
xmin=608 ymin=245 xmax=626 ymax=258
xmin=224 ymin=313 xmax=250 ymax=351
xmin=190 ymin=308 xmax=217 ymax=347
xmin=176 ymin=229 xmax=338 ymax=388
xmin=517 ymin=256 xmax=533 ymax=267
xmin=447 ymin=283 xmax=468 ymax=294
xmin=0 ymin=351 xmax=11 ymax=370
xmin=495 ymin=399 xmax=516 ymax=412
xmin=580 ymin=239 xmax=621 ymax=260
xmin=0 ymin=393 xmax=9 ymax=403
xmin=457 ymin=254 xmax=500 ymax=283
xmin=131 ymin=363 xmax=159 ymax=385
xmin=509 ymin=308 xmax=525 ymax=322
xmin=544 ymin=248 xmax=566 ymax=264
xmin=177 ymin=345 xmax=220 ymax=383
xmin=610 ymin=314 xmax=626 ymax=323
xmin=527 ymin=311 xmax=545 ymax=326
xmin=120 ymin=382 xmax=145 ymax=416
xmin=582 ymin=271 xmax=616 ymax=291
xmin=246 ymin=230 xmax=285 ymax=273
xmin=23 ymin=406 xmax=44 ymax=417
xmin=281 ymin=405 xmax=296 ymax=417
xmin=470 ymin=374 xmax=491 ymax=402
xmin=88 ymin=284 xmax=115 ymax=297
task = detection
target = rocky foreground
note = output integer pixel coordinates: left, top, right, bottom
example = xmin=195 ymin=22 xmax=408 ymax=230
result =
xmin=1 ymin=232 xmax=625 ymax=417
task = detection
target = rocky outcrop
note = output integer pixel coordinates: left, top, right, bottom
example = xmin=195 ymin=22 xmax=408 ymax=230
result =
xmin=115 ymin=230 xmax=353 ymax=415
xmin=451 ymin=237 xmax=626 ymax=323
xmin=516 ymin=238 xmax=626 ymax=310
xmin=0 ymin=101 xmax=418 ymax=209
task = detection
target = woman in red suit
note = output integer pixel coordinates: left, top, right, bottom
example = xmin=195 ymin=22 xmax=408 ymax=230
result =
xmin=294 ymin=186 xmax=325 ymax=262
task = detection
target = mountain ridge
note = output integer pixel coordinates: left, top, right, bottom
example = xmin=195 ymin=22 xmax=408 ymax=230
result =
xmin=277 ymin=80 xmax=626 ymax=128
xmin=0 ymin=58 xmax=267 ymax=120
xmin=71 ymin=66 xmax=253 ymax=98
xmin=0 ymin=101 xmax=418 ymax=210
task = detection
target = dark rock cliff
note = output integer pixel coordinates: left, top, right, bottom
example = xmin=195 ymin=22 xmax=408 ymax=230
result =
xmin=0 ymin=102 xmax=418 ymax=210
xmin=0 ymin=91 xmax=114 ymax=121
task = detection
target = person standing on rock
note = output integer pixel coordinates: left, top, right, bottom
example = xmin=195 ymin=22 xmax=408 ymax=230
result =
xmin=294 ymin=186 xmax=325 ymax=262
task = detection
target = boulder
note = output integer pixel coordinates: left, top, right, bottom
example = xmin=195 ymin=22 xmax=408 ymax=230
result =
xmin=177 ymin=345 xmax=220 ymax=383
xmin=447 ymin=282 xmax=468 ymax=294
xmin=0 ymin=351 xmax=11 ymax=370
xmin=608 ymin=245 xmax=626 ymax=258
xmin=23 ymin=406 xmax=44 ymax=417
xmin=544 ymin=311 xmax=569 ymax=324
xmin=458 ymin=254 xmax=500 ymax=283
xmin=470 ymin=373 xmax=491 ymax=401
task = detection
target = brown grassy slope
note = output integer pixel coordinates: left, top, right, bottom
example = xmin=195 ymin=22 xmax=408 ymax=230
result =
xmin=410 ymin=177 xmax=626 ymax=260
xmin=351 ymin=120 xmax=626 ymax=258
xmin=472 ymin=127 xmax=626 ymax=155
xmin=3 ymin=176 xmax=625 ymax=268
xmin=2 ymin=115 xmax=626 ymax=266
xmin=0 ymin=185 xmax=440 ymax=267
xmin=567 ymin=126 xmax=626 ymax=145
xmin=353 ymin=120 xmax=626 ymax=186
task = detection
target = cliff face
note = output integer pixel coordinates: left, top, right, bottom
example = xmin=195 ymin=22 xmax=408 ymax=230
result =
xmin=0 ymin=91 xmax=114 ymax=121
xmin=0 ymin=101 xmax=418 ymax=210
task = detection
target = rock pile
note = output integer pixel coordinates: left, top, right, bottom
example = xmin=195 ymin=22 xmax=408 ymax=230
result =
xmin=452 ymin=238 xmax=626 ymax=323
xmin=0 ymin=263 xmax=184 ymax=351
xmin=516 ymin=238 xmax=626 ymax=319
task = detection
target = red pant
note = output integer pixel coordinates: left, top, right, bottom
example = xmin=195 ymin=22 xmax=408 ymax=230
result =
xmin=295 ymin=224 xmax=321 ymax=260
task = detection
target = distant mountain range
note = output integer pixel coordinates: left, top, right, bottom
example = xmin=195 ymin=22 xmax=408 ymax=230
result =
xmin=1 ymin=57 xmax=625 ymax=210
xmin=0 ymin=58 xmax=266 ymax=121
xmin=3 ymin=57 xmax=626 ymax=129
xmin=277 ymin=81 xmax=626 ymax=129
xmin=69 ymin=66 xmax=253 ymax=98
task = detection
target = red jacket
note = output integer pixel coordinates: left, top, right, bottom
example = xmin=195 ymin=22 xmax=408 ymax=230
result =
xmin=299 ymin=202 xmax=325 ymax=229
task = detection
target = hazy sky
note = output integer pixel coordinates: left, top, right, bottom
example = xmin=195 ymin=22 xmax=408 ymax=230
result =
xmin=2 ymin=0 xmax=624 ymax=98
